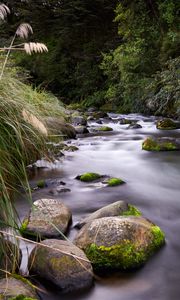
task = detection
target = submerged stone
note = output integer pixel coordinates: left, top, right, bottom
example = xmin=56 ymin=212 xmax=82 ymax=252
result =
xmin=76 ymin=201 xmax=141 ymax=228
xmin=29 ymin=239 xmax=93 ymax=293
xmin=142 ymin=137 xmax=180 ymax=151
xmin=97 ymin=126 xmax=113 ymax=132
xmin=76 ymin=172 xmax=103 ymax=182
xmin=156 ymin=118 xmax=180 ymax=130
xmin=74 ymin=216 xmax=165 ymax=271
xmin=105 ymin=177 xmax=125 ymax=186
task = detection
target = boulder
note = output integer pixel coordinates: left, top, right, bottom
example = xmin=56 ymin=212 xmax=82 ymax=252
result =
xmin=0 ymin=276 xmax=39 ymax=299
xmin=76 ymin=201 xmax=141 ymax=228
xmin=0 ymin=238 xmax=21 ymax=278
xmin=21 ymin=198 xmax=72 ymax=239
xmin=127 ymin=123 xmax=142 ymax=129
xmin=156 ymin=118 xmax=180 ymax=130
xmin=142 ymin=137 xmax=180 ymax=151
xmin=76 ymin=173 xmax=104 ymax=182
xmin=43 ymin=117 xmax=76 ymax=139
xmin=74 ymin=126 xmax=89 ymax=134
xmin=29 ymin=239 xmax=93 ymax=293
xmin=74 ymin=216 xmax=165 ymax=271
xmin=92 ymin=112 xmax=108 ymax=119
xmin=119 ymin=118 xmax=136 ymax=125
xmin=71 ymin=115 xmax=87 ymax=126
xmin=96 ymin=126 xmax=113 ymax=132
xmin=103 ymin=177 xmax=125 ymax=186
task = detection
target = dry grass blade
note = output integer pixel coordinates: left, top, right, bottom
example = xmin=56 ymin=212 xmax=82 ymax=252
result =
xmin=0 ymin=3 xmax=10 ymax=20
xmin=16 ymin=23 xmax=33 ymax=39
xmin=22 ymin=109 xmax=48 ymax=136
xmin=24 ymin=42 xmax=48 ymax=55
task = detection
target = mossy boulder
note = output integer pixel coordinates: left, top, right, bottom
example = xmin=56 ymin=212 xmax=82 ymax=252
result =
xmin=76 ymin=201 xmax=141 ymax=228
xmin=0 ymin=277 xmax=38 ymax=300
xmin=142 ymin=137 xmax=180 ymax=151
xmin=0 ymin=239 xmax=22 ymax=278
xmin=43 ymin=117 xmax=76 ymax=139
xmin=104 ymin=177 xmax=125 ymax=186
xmin=74 ymin=126 xmax=89 ymax=134
xmin=97 ymin=126 xmax=113 ymax=132
xmin=29 ymin=239 xmax=93 ymax=293
xmin=76 ymin=173 xmax=103 ymax=182
xmin=71 ymin=115 xmax=87 ymax=126
xmin=156 ymin=118 xmax=180 ymax=130
xmin=74 ymin=216 xmax=165 ymax=271
xmin=119 ymin=118 xmax=136 ymax=125
xmin=21 ymin=198 xmax=72 ymax=239
xmin=91 ymin=112 xmax=108 ymax=119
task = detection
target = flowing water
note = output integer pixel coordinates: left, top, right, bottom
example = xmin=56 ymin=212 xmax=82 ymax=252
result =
xmin=16 ymin=113 xmax=180 ymax=300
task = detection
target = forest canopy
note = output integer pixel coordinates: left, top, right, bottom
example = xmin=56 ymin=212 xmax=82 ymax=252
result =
xmin=1 ymin=0 xmax=180 ymax=116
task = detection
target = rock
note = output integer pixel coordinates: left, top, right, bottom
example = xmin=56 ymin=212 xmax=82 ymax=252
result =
xmin=97 ymin=126 xmax=113 ymax=132
xmin=0 ymin=276 xmax=39 ymax=299
xmin=21 ymin=198 xmax=72 ymax=239
xmin=127 ymin=123 xmax=142 ymax=129
xmin=71 ymin=115 xmax=87 ymax=126
xmin=74 ymin=216 xmax=165 ymax=271
xmin=0 ymin=238 xmax=21 ymax=278
xmin=87 ymin=107 xmax=97 ymax=113
xmin=76 ymin=173 xmax=104 ymax=182
xmin=142 ymin=137 xmax=180 ymax=151
xmin=92 ymin=112 xmax=108 ymax=119
xmin=119 ymin=118 xmax=136 ymax=125
xmin=156 ymin=118 xmax=180 ymax=130
xmin=75 ymin=126 xmax=89 ymax=134
xmin=103 ymin=177 xmax=125 ymax=186
xmin=29 ymin=239 xmax=93 ymax=293
xmin=37 ymin=179 xmax=47 ymax=189
xmin=49 ymin=187 xmax=71 ymax=195
xmin=96 ymin=120 xmax=103 ymax=124
xmin=76 ymin=201 xmax=141 ymax=229
xmin=87 ymin=116 xmax=94 ymax=121
xmin=43 ymin=117 xmax=76 ymax=139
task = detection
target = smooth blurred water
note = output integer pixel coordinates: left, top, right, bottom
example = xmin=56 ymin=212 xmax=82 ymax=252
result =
xmin=16 ymin=114 xmax=180 ymax=300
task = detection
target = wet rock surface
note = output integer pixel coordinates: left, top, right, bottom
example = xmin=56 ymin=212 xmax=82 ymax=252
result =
xmin=29 ymin=239 xmax=93 ymax=293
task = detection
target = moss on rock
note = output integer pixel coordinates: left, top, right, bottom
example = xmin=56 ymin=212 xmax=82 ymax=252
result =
xmin=122 ymin=204 xmax=141 ymax=216
xmin=142 ymin=137 xmax=178 ymax=151
xmin=98 ymin=126 xmax=113 ymax=131
xmin=106 ymin=178 xmax=124 ymax=186
xmin=77 ymin=173 xmax=102 ymax=182
xmin=86 ymin=241 xmax=147 ymax=270
xmin=156 ymin=118 xmax=177 ymax=130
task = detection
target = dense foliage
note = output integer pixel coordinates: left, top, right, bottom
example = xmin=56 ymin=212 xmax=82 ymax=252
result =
xmin=2 ymin=0 xmax=180 ymax=115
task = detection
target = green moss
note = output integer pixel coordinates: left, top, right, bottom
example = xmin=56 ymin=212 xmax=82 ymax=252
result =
xmin=142 ymin=137 xmax=178 ymax=151
xmin=142 ymin=138 xmax=161 ymax=151
xmin=79 ymin=173 xmax=102 ymax=182
xmin=9 ymin=295 xmax=37 ymax=300
xmin=106 ymin=177 xmax=124 ymax=186
xmin=98 ymin=126 xmax=113 ymax=131
xmin=156 ymin=119 xmax=177 ymax=130
xmin=37 ymin=180 xmax=46 ymax=188
xmin=122 ymin=204 xmax=142 ymax=216
xmin=150 ymin=225 xmax=165 ymax=249
xmin=86 ymin=241 xmax=147 ymax=270
xmin=19 ymin=218 xmax=29 ymax=234
xmin=11 ymin=275 xmax=35 ymax=290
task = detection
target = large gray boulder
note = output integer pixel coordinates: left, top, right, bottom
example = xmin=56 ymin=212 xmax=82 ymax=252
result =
xmin=21 ymin=198 xmax=72 ymax=239
xmin=74 ymin=216 xmax=165 ymax=271
xmin=71 ymin=115 xmax=87 ymax=126
xmin=44 ymin=117 xmax=76 ymax=139
xmin=0 ymin=277 xmax=39 ymax=299
xmin=76 ymin=201 xmax=141 ymax=228
xmin=0 ymin=238 xmax=21 ymax=278
xmin=29 ymin=239 xmax=93 ymax=293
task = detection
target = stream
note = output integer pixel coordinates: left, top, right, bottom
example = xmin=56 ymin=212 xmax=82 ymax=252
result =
xmin=16 ymin=113 xmax=180 ymax=300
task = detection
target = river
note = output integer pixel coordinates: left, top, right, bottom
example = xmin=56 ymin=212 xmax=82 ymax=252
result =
xmin=16 ymin=113 xmax=180 ymax=300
